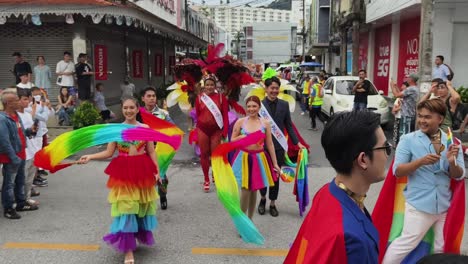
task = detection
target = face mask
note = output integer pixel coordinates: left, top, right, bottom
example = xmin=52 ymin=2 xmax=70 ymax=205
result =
xmin=33 ymin=95 xmax=41 ymax=102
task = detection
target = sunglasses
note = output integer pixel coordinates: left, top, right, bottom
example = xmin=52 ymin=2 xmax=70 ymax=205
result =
xmin=372 ymin=142 xmax=392 ymax=156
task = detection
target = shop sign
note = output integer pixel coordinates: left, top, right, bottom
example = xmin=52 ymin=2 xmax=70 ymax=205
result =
xmin=94 ymin=44 xmax=107 ymax=80
xmin=373 ymin=24 xmax=392 ymax=94
xmin=398 ymin=17 xmax=420 ymax=85
xmin=133 ymin=50 xmax=143 ymax=78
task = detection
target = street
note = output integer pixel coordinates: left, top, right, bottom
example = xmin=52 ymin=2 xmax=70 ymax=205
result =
xmin=0 ymin=99 xmax=467 ymax=264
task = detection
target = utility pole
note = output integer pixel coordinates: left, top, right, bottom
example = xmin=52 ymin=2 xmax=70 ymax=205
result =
xmin=301 ymin=0 xmax=306 ymax=62
xmin=340 ymin=28 xmax=347 ymax=75
xmin=351 ymin=0 xmax=361 ymax=75
xmin=418 ymin=0 xmax=434 ymax=95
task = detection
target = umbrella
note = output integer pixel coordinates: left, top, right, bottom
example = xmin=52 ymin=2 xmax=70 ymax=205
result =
xmin=299 ymin=62 xmax=323 ymax=67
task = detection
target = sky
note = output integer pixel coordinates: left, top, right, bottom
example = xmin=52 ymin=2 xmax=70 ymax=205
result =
xmin=190 ymin=0 xmax=277 ymax=7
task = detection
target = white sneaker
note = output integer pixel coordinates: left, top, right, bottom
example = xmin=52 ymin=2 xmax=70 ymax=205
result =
xmin=300 ymin=112 xmax=305 ymax=115
xmin=27 ymin=199 xmax=39 ymax=206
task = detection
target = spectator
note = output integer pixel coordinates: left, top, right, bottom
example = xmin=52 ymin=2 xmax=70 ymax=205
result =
xmin=252 ymin=65 xmax=263 ymax=84
xmin=432 ymin=55 xmax=452 ymax=81
xmin=352 ymin=69 xmax=371 ymax=111
xmin=33 ymin=56 xmax=52 ymax=94
xmin=390 ymin=81 xmax=409 ymax=147
xmin=308 ymin=76 xmax=326 ymax=131
xmin=391 ymin=74 xmax=419 ymax=138
xmin=56 ymin=51 xmax=75 ymax=92
xmin=0 ymin=88 xmax=38 ymax=219
xmin=421 ymin=79 xmax=462 ymax=132
xmin=120 ymin=77 xmax=135 ymax=101
xmin=300 ymin=74 xmax=311 ymax=115
xmin=56 ymin=87 xmax=74 ymax=126
xmin=17 ymin=89 xmax=41 ymax=206
xmin=12 ymin=52 xmax=32 ymax=84
xmin=28 ymin=87 xmax=53 ymax=185
xmin=16 ymin=72 xmax=35 ymax=89
xmin=94 ymin=83 xmax=112 ymax=122
xmin=75 ymin=53 xmax=94 ymax=101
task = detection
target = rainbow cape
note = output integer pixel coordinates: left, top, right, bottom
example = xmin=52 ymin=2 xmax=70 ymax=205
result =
xmin=372 ymin=157 xmax=465 ymax=263
xmin=211 ymin=131 xmax=266 ymax=245
xmin=138 ymin=108 xmax=184 ymax=179
xmin=34 ymin=124 xmax=182 ymax=173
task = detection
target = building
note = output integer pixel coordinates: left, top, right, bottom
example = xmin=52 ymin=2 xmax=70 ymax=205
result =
xmin=292 ymin=0 xmax=312 ymax=55
xmin=0 ymin=0 xmax=214 ymax=104
xmin=243 ymin=22 xmax=297 ymax=65
xmin=308 ymin=0 xmax=334 ymax=72
xmin=365 ymin=0 xmax=468 ymax=95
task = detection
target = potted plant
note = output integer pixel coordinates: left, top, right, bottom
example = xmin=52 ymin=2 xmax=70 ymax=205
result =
xmin=71 ymin=101 xmax=101 ymax=129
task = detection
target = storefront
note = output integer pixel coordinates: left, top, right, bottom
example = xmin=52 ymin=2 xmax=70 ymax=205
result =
xmin=372 ymin=24 xmax=392 ymax=94
xmin=397 ymin=17 xmax=420 ymax=86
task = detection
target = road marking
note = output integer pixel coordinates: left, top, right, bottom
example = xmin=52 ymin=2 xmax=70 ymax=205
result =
xmin=2 ymin=242 xmax=100 ymax=251
xmin=192 ymin=247 xmax=288 ymax=257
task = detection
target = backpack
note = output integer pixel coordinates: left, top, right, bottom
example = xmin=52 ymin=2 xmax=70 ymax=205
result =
xmin=444 ymin=63 xmax=454 ymax=81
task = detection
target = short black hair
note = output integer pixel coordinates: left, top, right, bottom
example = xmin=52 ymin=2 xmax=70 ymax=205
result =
xmin=12 ymin=52 xmax=21 ymax=57
xmin=141 ymin=86 xmax=157 ymax=97
xmin=359 ymin=69 xmax=367 ymax=74
xmin=96 ymin=83 xmax=104 ymax=90
xmin=321 ymin=111 xmax=381 ymax=175
xmin=30 ymin=87 xmax=41 ymax=93
xmin=417 ymin=253 xmax=468 ymax=264
xmin=17 ymin=88 xmax=31 ymax=98
xmin=431 ymin=78 xmax=444 ymax=84
xmin=63 ymin=51 xmax=71 ymax=56
xmin=436 ymin=55 xmax=444 ymax=62
xmin=264 ymin=76 xmax=280 ymax=87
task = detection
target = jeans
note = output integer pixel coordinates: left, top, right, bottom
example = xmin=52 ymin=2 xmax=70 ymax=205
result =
xmin=300 ymin=95 xmax=309 ymax=112
xmin=57 ymin=107 xmax=74 ymax=126
xmin=353 ymin=102 xmax=367 ymax=111
xmin=309 ymin=106 xmax=326 ymax=128
xmin=399 ymin=116 xmax=416 ymax=139
xmin=1 ymin=160 xmax=26 ymax=209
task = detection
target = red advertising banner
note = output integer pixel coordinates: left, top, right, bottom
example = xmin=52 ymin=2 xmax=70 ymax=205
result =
xmin=397 ymin=17 xmax=421 ymax=85
xmin=154 ymin=54 xmax=163 ymax=76
xmin=132 ymin=50 xmax=143 ymax=78
xmin=373 ymin=24 xmax=392 ymax=95
xmin=359 ymin=33 xmax=369 ymax=72
xmin=94 ymin=44 xmax=108 ymax=81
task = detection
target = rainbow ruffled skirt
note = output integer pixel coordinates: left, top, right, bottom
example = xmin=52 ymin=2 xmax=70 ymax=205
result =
xmin=231 ymin=149 xmax=276 ymax=191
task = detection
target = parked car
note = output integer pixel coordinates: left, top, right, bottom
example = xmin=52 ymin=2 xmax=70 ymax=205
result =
xmin=321 ymin=76 xmax=390 ymax=125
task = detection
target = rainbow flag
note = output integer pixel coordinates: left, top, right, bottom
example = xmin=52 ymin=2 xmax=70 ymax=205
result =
xmin=34 ymin=124 xmax=182 ymax=173
xmin=293 ymin=148 xmax=309 ymax=217
xmin=211 ymin=131 xmax=265 ymax=245
xmin=372 ymin=158 xmax=465 ymax=263
xmin=138 ymin=108 xmax=184 ymax=179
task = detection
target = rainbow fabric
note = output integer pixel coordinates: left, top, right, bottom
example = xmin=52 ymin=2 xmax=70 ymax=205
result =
xmin=138 ymin=108 xmax=184 ymax=179
xmin=372 ymin=158 xmax=465 ymax=263
xmin=294 ymin=148 xmax=309 ymax=217
xmin=211 ymin=131 xmax=265 ymax=245
xmin=34 ymin=124 xmax=182 ymax=173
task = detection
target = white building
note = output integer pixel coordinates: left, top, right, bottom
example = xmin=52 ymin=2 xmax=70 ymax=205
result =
xmin=291 ymin=0 xmax=311 ymax=32
xmin=202 ymin=5 xmax=291 ymax=39
xmin=364 ymin=0 xmax=468 ymax=95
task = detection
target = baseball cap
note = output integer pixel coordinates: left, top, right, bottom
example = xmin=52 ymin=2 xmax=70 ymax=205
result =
xmin=409 ymin=73 xmax=419 ymax=82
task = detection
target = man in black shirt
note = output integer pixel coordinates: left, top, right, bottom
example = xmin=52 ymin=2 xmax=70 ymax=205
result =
xmin=75 ymin=53 xmax=94 ymax=101
xmin=352 ymin=69 xmax=371 ymax=111
xmin=12 ymin=52 xmax=32 ymax=85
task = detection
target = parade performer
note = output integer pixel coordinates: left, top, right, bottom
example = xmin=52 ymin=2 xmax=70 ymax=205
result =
xmin=285 ymin=111 xmax=389 ymax=263
xmin=196 ymin=74 xmax=229 ymax=192
xmin=248 ymin=75 xmax=307 ymax=217
xmin=137 ymin=86 xmax=174 ymax=210
xmin=231 ymin=96 xmax=280 ymax=220
xmin=77 ymin=98 xmax=162 ymax=264
xmin=374 ymin=98 xmax=465 ymax=264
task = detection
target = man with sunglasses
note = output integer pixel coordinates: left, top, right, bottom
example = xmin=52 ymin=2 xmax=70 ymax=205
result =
xmin=382 ymin=98 xmax=465 ymax=263
xmin=286 ymin=111 xmax=390 ymax=263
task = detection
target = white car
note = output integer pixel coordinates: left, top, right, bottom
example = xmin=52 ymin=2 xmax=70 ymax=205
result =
xmin=321 ymin=76 xmax=390 ymax=125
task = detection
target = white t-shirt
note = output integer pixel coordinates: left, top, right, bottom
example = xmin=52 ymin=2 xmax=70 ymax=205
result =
xmin=17 ymin=111 xmax=43 ymax=160
xmin=56 ymin=60 xmax=75 ymax=87
xmin=120 ymin=83 xmax=136 ymax=100
xmin=16 ymin=82 xmax=35 ymax=89
xmin=394 ymin=98 xmax=402 ymax=119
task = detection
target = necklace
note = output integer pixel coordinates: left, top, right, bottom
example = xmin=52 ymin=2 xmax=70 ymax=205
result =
xmin=429 ymin=130 xmax=441 ymax=141
xmin=336 ymin=182 xmax=366 ymax=210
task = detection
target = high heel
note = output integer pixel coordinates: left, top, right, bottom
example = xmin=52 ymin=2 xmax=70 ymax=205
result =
xmin=203 ymin=181 xmax=210 ymax=192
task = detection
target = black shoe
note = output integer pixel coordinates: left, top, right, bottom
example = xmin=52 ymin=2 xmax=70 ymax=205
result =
xmin=38 ymin=170 xmax=48 ymax=176
xmin=258 ymin=199 xmax=266 ymax=215
xmin=31 ymin=188 xmax=40 ymax=197
xmin=160 ymin=196 xmax=167 ymax=210
xmin=36 ymin=175 xmax=48 ymax=182
xmin=270 ymin=205 xmax=279 ymax=217
xmin=4 ymin=208 xmax=21 ymax=219
xmin=33 ymin=179 xmax=48 ymax=187
xmin=16 ymin=203 xmax=39 ymax=211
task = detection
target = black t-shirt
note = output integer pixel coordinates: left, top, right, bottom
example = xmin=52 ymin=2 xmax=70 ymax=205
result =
xmin=354 ymin=79 xmax=371 ymax=103
xmin=13 ymin=61 xmax=32 ymax=84
xmin=75 ymin=62 xmax=92 ymax=87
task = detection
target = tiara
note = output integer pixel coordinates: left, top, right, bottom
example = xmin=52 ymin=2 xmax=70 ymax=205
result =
xmin=202 ymin=73 xmax=218 ymax=83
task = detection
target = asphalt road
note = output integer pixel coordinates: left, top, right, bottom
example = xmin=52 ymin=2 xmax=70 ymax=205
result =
xmin=0 ymin=94 xmax=467 ymax=264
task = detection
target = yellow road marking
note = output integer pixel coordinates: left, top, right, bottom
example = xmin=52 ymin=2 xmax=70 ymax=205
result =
xmin=2 ymin=242 xmax=100 ymax=251
xmin=192 ymin=247 xmax=288 ymax=257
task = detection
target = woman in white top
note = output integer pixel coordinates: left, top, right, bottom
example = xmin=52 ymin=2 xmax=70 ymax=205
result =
xmin=56 ymin=51 xmax=75 ymax=88
xmin=33 ymin=56 xmax=52 ymax=94
xmin=390 ymin=81 xmax=409 ymax=147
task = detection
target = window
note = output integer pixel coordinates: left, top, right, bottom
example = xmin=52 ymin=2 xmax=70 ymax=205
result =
xmin=247 ymin=51 xmax=253 ymax=60
xmin=246 ymin=26 xmax=253 ymax=36
xmin=247 ymin=39 xmax=252 ymax=47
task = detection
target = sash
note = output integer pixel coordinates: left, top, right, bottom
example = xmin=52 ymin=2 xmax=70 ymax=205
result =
xmin=201 ymin=93 xmax=223 ymax=129
xmin=259 ymin=103 xmax=288 ymax=151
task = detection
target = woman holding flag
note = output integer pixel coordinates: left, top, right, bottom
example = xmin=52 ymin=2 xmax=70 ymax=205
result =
xmin=231 ymin=95 xmax=280 ymax=220
xmin=381 ymin=98 xmax=465 ymax=263
xmin=195 ymin=74 xmax=229 ymax=192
